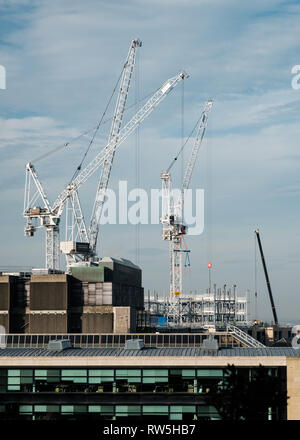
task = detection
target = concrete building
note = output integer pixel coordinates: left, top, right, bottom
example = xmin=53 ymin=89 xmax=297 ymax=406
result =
xmin=0 ymin=258 xmax=144 ymax=334
xmin=0 ymin=344 xmax=299 ymax=420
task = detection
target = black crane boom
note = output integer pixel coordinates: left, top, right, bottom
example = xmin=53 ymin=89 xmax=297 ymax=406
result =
xmin=254 ymin=228 xmax=278 ymax=326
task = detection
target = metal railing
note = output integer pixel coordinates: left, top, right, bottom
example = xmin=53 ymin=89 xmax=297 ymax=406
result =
xmin=226 ymin=324 xmax=265 ymax=348
xmin=3 ymin=332 xmax=247 ymax=349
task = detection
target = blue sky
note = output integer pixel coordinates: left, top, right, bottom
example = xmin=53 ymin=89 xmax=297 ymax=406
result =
xmin=0 ymin=0 xmax=300 ymax=322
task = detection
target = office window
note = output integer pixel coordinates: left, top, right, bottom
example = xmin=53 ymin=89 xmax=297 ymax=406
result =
xmin=197 ymin=405 xmax=221 ymax=420
xmin=197 ymin=369 xmax=223 ymax=378
xmin=61 ymin=405 xmax=74 ymax=414
xmin=170 ymin=405 xmax=196 ymax=420
xmin=7 ymin=370 xmax=20 ymax=377
xmin=88 ymin=405 xmax=114 ymax=415
xmin=143 ymin=405 xmax=168 ymax=415
xmin=7 ymin=377 xmax=20 ymax=385
xmin=34 ymin=370 xmax=48 ymax=379
xmin=20 ymin=370 xmax=33 ymax=377
xmin=181 ymin=369 xmax=196 ymax=378
xmin=116 ymin=369 xmax=141 ymax=378
xmin=143 ymin=369 xmax=168 ymax=383
xmin=74 ymin=406 xmax=87 ymax=413
xmin=88 ymin=369 xmax=114 ymax=377
xmin=88 ymin=369 xmax=114 ymax=384
xmin=19 ymin=405 xmax=33 ymax=415
xmin=34 ymin=405 xmax=59 ymax=413
xmin=115 ymin=405 xmax=141 ymax=417
xmin=61 ymin=369 xmax=87 ymax=383
xmin=143 ymin=369 xmax=168 ymax=377
xmin=61 ymin=369 xmax=87 ymax=377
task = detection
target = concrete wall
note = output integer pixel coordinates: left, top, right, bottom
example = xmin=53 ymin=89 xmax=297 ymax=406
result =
xmin=113 ymin=307 xmax=131 ymax=333
xmin=287 ymin=357 xmax=300 ymax=420
xmin=82 ymin=306 xmax=113 ymax=333
xmin=29 ymin=312 xmax=68 ymax=333
xmin=30 ymin=274 xmax=69 ymax=310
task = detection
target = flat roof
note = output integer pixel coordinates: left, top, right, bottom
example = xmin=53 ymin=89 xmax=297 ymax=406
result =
xmin=0 ymin=347 xmax=299 ymax=357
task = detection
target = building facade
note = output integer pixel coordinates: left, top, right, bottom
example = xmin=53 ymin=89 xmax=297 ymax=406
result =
xmin=0 ymin=346 xmax=299 ymax=420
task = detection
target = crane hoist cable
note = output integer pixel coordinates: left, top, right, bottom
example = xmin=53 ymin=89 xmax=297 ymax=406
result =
xmin=166 ymin=110 xmax=206 ymax=174
xmin=69 ymin=65 xmax=125 ymax=183
xmin=31 ymin=88 xmax=161 ymax=165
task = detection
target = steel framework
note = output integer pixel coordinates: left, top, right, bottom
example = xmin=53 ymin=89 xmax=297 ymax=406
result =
xmin=160 ymin=100 xmax=213 ymax=323
xmin=147 ymin=285 xmax=249 ymax=328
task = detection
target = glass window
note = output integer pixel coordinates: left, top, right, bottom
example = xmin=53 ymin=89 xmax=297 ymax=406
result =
xmin=88 ymin=406 xmax=101 ymax=413
xmin=47 ymin=370 xmax=60 ymax=376
xmin=44 ymin=370 xmax=60 ymax=383
xmin=19 ymin=405 xmax=33 ymax=414
xmin=197 ymin=369 xmax=223 ymax=378
xmin=182 ymin=369 xmax=195 ymax=378
xmin=116 ymin=406 xmax=141 ymax=416
xmin=7 ymin=385 xmax=20 ymax=391
xmin=20 ymin=377 xmax=33 ymax=385
xmin=0 ymin=406 xmax=5 ymax=412
xmin=8 ymin=377 xmax=20 ymax=385
xmin=143 ymin=369 xmax=168 ymax=377
xmin=34 ymin=406 xmax=47 ymax=412
xmin=8 ymin=370 xmax=20 ymax=377
xmin=170 ymin=405 xmax=196 ymax=413
xmin=61 ymin=370 xmax=87 ymax=384
xmin=88 ymin=405 xmax=114 ymax=414
xmin=74 ymin=406 xmax=87 ymax=413
xmin=61 ymin=370 xmax=87 ymax=377
xmin=34 ymin=370 xmax=48 ymax=379
xmin=116 ymin=369 xmax=141 ymax=378
xmin=61 ymin=405 xmax=74 ymax=414
xmin=143 ymin=377 xmax=168 ymax=383
xmin=127 ymin=377 xmax=141 ymax=383
xmin=45 ymin=406 xmax=60 ymax=412
xmin=20 ymin=370 xmax=33 ymax=377
xmin=88 ymin=369 xmax=114 ymax=377
xmin=88 ymin=377 xmax=113 ymax=384
xmin=143 ymin=405 xmax=168 ymax=415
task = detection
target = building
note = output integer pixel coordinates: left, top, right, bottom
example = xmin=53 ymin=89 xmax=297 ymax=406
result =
xmin=0 ymin=257 xmax=144 ymax=334
xmin=0 ymin=341 xmax=299 ymax=420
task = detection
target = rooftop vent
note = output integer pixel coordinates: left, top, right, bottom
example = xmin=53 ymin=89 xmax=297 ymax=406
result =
xmin=202 ymin=334 xmax=219 ymax=352
xmin=124 ymin=339 xmax=144 ymax=350
xmin=47 ymin=339 xmax=72 ymax=351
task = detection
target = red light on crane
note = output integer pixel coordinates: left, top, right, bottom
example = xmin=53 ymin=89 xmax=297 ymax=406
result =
xmin=207 ymin=262 xmax=212 ymax=269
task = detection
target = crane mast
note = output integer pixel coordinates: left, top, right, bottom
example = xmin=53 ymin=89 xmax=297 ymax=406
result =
xmin=23 ymin=39 xmax=188 ymax=270
xmin=160 ymin=100 xmax=213 ymax=323
xmin=61 ymin=39 xmax=142 ymax=264
xmin=88 ymin=39 xmax=142 ymax=256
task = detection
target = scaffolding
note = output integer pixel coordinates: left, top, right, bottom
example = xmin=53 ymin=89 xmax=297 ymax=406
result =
xmin=146 ymin=284 xmax=249 ymax=328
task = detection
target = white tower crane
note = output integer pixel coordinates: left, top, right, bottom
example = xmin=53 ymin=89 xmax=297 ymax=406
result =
xmin=23 ymin=41 xmax=188 ymax=270
xmin=160 ymin=100 xmax=213 ymax=323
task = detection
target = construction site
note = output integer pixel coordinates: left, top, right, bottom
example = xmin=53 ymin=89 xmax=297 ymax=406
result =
xmin=0 ymin=39 xmax=292 ymax=345
xmin=0 ymin=38 xmax=299 ymax=423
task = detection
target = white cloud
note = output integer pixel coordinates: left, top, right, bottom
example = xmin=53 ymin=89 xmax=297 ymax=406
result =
xmin=1 ymin=0 xmax=300 ymax=320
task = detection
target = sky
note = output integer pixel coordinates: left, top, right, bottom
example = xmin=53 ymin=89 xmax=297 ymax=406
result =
xmin=0 ymin=0 xmax=300 ymax=322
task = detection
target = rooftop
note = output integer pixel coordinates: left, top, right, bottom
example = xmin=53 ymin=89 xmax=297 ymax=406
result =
xmin=0 ymin=347 xmax=299 ymax=357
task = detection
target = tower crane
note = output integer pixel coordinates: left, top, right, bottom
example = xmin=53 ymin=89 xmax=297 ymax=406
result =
xmin=254 ymin=228 xmax=279 ymax=326
xmin=160 ymin=100 xmax=213 ymax=323
xmin=23 ymin=40 xmax=188 ymax=270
